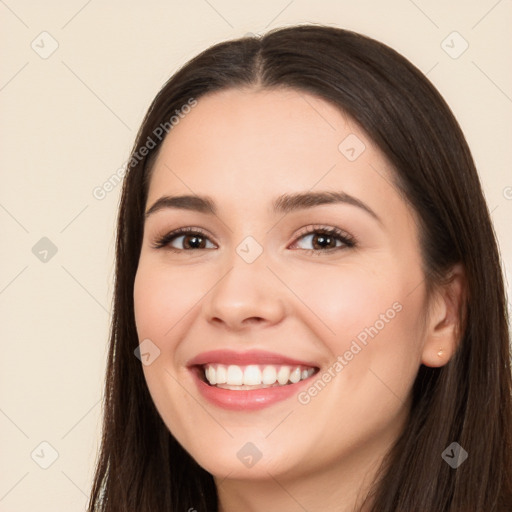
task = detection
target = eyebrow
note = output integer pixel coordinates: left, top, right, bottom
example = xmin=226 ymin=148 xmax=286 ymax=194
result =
xmin=145 ymin=191 xmax=381 ymax=224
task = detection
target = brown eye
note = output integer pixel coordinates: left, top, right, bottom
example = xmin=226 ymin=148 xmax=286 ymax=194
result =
xmin=177 ymin=233 xmax=208 ymax=250
xmin=166 ymin=232 xmax=216 ymax=251
xmin=291 ymin=226 xmax=356 ymax=253
xmin=152 ymin=228 xmax=216 ymax=251
xmin=311 ymin=233 xmax=338 ymax=250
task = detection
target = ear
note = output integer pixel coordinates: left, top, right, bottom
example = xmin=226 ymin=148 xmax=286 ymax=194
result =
xmin=421 ymin=263 xmax=466 ymax=368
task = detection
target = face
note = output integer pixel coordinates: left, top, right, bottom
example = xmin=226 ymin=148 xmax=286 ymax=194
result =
xmin=133 ymin=88 xmax=431 ymax=482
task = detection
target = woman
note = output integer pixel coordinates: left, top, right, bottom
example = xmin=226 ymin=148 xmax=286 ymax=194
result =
xmin=88 ymin=24 xmax=512 ymax=511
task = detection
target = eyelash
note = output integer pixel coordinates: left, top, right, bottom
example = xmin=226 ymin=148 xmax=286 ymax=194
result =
xmin=151 ymin=225 xmax=357 ymax=255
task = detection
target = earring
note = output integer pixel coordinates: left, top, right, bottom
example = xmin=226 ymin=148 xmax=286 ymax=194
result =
xmin=437 ymin=349 xmax=444 ymax=358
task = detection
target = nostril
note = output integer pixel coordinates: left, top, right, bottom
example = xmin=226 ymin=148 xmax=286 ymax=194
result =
xmin=243 ymin=317 xmax=265 ymax=325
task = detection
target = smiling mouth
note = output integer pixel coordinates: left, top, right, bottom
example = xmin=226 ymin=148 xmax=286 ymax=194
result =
xmin=197 ymin=363 xmax=318 ymax=390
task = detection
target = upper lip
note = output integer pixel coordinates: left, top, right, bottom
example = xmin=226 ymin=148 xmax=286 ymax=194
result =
xmin=187 ymin=349 xmax=319 ymax=368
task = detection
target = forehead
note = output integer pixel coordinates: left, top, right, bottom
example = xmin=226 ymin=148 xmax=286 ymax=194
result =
xmin=146 ymin=88 xmax=410 ymax=226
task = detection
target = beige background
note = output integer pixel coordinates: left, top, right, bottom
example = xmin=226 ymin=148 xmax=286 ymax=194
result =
xmin=0 ymin=1 xmax=511 ymax=510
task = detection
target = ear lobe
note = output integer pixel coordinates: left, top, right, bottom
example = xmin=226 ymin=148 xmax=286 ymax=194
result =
xmin=421 ymin=263 xmax=466 ymax=368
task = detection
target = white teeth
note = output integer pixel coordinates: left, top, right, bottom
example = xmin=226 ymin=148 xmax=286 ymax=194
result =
xmin=277 ymin=366 xmax=290 ymax=385
xmin=262 ymin=365 xmax=277 ymax=385
xmin=204 ymin=363 xmax=316 ymax=388
xmin=206 ymin=365 xmax=216 ymax=385
xmin=289 ymin=367 xmax=301 ymax=384
xmin=226 ymin=365 xmax=243 ymax=385
xmin=216 ymin=364 xmax=227 ymax=384
xmin=243 ymin=365 xmax=261 ymax=385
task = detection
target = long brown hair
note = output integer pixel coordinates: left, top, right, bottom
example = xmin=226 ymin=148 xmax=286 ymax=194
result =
xmin=88 ymin=24 xmax=512 ymax=511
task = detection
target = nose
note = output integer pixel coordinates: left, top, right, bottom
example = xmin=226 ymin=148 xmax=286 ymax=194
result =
xmin=202 ymin=252 xmax=286 ymax=332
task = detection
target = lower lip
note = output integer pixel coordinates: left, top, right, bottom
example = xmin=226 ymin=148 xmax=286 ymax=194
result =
xmin=190 ymin=368 xmax=313 ymax=411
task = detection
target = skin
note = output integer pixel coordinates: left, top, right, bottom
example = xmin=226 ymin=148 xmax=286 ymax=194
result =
xmin=133 ymin=88 xmax=464 ymax=512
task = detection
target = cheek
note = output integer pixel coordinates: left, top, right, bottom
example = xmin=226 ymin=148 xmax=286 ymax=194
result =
xmin=282 ymin=260 xmax=422 ymax=345
xmin=133 ymin=260 xmax=203 ymax=440
xmin=285 ymin=259 xmax=426 ymax=393
xmin=292 ymin=265 xmax=426 ymax=450
xmin=133 ymin=260 xmax=202 ymax=344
